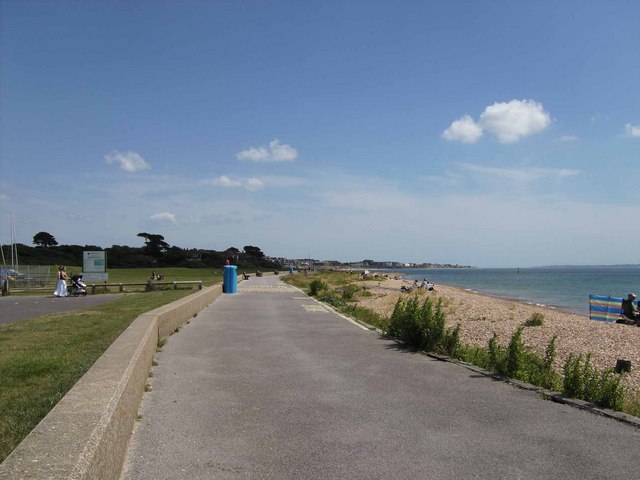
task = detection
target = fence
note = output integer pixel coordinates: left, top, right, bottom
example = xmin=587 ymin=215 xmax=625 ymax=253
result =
xmin=1 ymin=265 xmax=53 ymax=289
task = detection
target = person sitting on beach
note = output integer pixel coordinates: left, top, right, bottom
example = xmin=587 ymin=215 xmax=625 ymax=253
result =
xmin=621 ymin=293 xmax=639 ymax=322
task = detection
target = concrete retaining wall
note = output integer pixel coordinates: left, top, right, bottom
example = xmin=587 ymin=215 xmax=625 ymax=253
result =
xmin=0 ymin=284 xmax=223 ymax=479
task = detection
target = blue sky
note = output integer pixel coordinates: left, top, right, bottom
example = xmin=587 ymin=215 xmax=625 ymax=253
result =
xmin=1 ymin=1 xmax=639 ymax=267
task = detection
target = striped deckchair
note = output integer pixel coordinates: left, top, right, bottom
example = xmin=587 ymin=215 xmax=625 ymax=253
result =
xmin=589 ymin=295 xmax=624 ymax=322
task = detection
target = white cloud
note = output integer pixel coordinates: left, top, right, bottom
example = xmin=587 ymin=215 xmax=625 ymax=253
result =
xmin=460 ymin=163 xmax=579 ymax=182
xmin=150 ymin=212 xmax=177 ymax=223
xmin=259 ymin=175 xmax=309 ymax=188
xmin=244 ymin=178 xmax=264 ymax=191
xmin=104 ymin=150 xmax=151 ymax=173
xmin=236 ymin=139 xmax=298 ymax=162
xmin=479 ymin=100 xmax=551 ymax=143
xmin=441 ymin=115 xmax=483 ymax=144
xmin=207 ymin=175 xmax=264 ymax=191
xmin=210 ymin=175 xmax=242 ymax=188
xmin=624 ymin=124 xmax=640 ymax=138
xmin=558 ymin=135 xmax=578 ymax=142
xmin=0 ymin=193 xmax=8 ymax=202
xmin=442 ymin=99 xmax=551 ymax=144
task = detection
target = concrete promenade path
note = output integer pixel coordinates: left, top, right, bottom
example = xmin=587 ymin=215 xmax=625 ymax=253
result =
xmin=122 ymin=275 xmax=640 ymax=480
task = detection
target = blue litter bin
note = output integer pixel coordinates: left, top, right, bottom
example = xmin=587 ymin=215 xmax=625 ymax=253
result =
xmin=223 ymin=265 xmax=237 ymax=294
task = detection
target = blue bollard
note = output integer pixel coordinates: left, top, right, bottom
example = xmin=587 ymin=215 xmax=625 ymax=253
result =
xmin=223 ymin=265 xmax=238 ymax=294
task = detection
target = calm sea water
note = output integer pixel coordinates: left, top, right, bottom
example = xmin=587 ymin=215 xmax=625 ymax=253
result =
xmin=383 ymin=267 xmax=640 ymax=316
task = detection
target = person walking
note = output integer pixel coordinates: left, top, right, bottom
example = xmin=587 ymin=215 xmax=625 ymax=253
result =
xmin=54 ymin=266 xmax=68 ymax=297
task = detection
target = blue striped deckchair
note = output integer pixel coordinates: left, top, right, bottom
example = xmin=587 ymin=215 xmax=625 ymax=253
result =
xmin=589 ymin=295 xmax=624 ymax=322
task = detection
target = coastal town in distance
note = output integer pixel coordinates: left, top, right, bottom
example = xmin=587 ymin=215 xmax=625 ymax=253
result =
xmin=281 ymin=258 xmax=472 ymax=270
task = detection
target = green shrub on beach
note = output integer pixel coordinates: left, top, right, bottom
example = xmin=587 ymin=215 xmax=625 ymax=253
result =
xmin=341 ymin=304 xmax=388 ymax=330
xmin=537 ymin=335 xmax=560 ymax=390
xmin=385 ymin=297 xmax=459 ymax=356
xmin=524 ymin=312 xmax=545 ymax=327
xmin=483 ymin=330 xmax=561 ymax=389
xmin=507 ymin=326 xmax=526 ymax=378
xmin=318 ymin=290 xmax=345 ymax=308
xmin=309 ymin=279 xmax=328 ymax=296
xmin=341 ymin=284 xmax=360 ymax=301
xmin=563 ymin=353 xmax=625 ymax=410
xmin=487 ymin=333 xmax=505 ymax=373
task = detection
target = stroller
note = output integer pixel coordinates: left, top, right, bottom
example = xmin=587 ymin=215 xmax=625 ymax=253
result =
xmin=69 ymin=274 xmax=87 ymax=296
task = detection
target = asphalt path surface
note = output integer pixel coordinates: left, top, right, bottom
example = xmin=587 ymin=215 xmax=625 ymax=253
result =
xmin=0 ymin=294 xmax=121 ymax=324
xmin=123 ymin=275 xmax=640 ymax=480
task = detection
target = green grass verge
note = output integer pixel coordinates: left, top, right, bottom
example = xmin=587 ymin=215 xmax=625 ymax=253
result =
xmin=0 ymin=287 xmax=203 ymax=462
xmin=106 ymin=267 xmax=223 ymax=285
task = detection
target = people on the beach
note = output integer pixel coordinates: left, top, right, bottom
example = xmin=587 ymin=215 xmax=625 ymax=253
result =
xmin=621 ymin=293 xmax=639 ymax=323
xmin=54 ymin=266 xmax=68 ymax=297
xmin=400 ymin=279 xmax=435 ymax=293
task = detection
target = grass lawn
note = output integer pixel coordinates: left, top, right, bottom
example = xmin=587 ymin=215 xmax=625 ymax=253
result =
xmin=106 ymin=267 xmax=224 ymax=285
xmin=0 ymin=283 xmax=215 ymax=462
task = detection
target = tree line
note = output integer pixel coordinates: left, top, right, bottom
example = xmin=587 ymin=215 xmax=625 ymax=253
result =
xmin=11 ymin=231 xmax=281 ymax=269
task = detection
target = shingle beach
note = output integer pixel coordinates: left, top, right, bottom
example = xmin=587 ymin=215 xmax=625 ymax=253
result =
xmin=357 ymin=277 xmax=640 ymax=396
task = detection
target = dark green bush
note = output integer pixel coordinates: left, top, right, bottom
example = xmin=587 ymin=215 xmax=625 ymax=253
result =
xmin=487 ymin=333 xmax=505 ymax=373
xmin=341 ymin=284 xmax=360 ymax=301
xmin=506 ymin=326 xmax=525 ymax=378
xmin=386 ymin=297 xmax=455 ymax=353
xmin=443 ymin=324 xmax=461 ymax=357
xmin=341 ymin=304 xmax=388 ymax=330
xmin=524 ymin=312 xmax=545 ymax=327
xmin=562 ymin=353 xmax=625 ymax=410
xmin=309 ymin=279 xmax=328 ymax=296
xmin=485 ymin=330 xmax=560 ymax=388
xmin=535 ymin=335 xmax=560 ymax=390
xmin=457 ymin=344 xmax=490 ymax=367
xmin=318 ymin=290 xmax=344 ymax=307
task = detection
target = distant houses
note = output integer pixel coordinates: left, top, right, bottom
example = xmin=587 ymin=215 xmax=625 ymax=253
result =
xmin=282 ymin=258 xmax=472 ymax=270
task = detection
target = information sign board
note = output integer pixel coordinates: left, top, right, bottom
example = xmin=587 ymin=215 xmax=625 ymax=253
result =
xmin=83 ymin=251 xmax=106 ymax=273
xmin=82 ymin=251 xmax=108 ymax=282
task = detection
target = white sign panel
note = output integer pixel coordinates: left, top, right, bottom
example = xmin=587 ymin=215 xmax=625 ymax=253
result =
xmin=83 ymin=251 xmax=106 ymax=273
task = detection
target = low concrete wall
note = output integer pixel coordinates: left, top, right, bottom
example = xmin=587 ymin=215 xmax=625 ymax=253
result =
xmin=0 ymin=284 xmax=223 ymax=479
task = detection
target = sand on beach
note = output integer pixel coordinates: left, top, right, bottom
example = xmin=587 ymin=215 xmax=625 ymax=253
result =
xmin=357 ymin=277 xmax=640 ymax=396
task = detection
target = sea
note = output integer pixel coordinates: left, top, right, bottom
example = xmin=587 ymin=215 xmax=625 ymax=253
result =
xmin=382 ymin=266 xmax=640 ymax=316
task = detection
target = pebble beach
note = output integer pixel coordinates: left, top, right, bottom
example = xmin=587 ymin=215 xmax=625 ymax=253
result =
xmin=357 ymin=277 xmax=640 ymax=396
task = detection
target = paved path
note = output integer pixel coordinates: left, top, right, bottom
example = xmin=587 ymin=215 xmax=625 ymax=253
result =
xmin=123 ymin=275 xmax=640 ymax=480
xmin=0 ymin=294 xmax=121 ymax=324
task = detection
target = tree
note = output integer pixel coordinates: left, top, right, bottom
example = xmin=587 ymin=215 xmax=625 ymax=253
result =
xmin=243 ymin=245 xmax=265 ymax=258
xmin=137 ymin=232 xmax=170 ymax=259
xmin=33 ymin=231 xmax=58 ymax=248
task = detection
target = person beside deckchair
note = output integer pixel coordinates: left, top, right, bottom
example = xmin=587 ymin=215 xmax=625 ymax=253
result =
xmin=620 ymin=293 xmax=640 ymax=325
